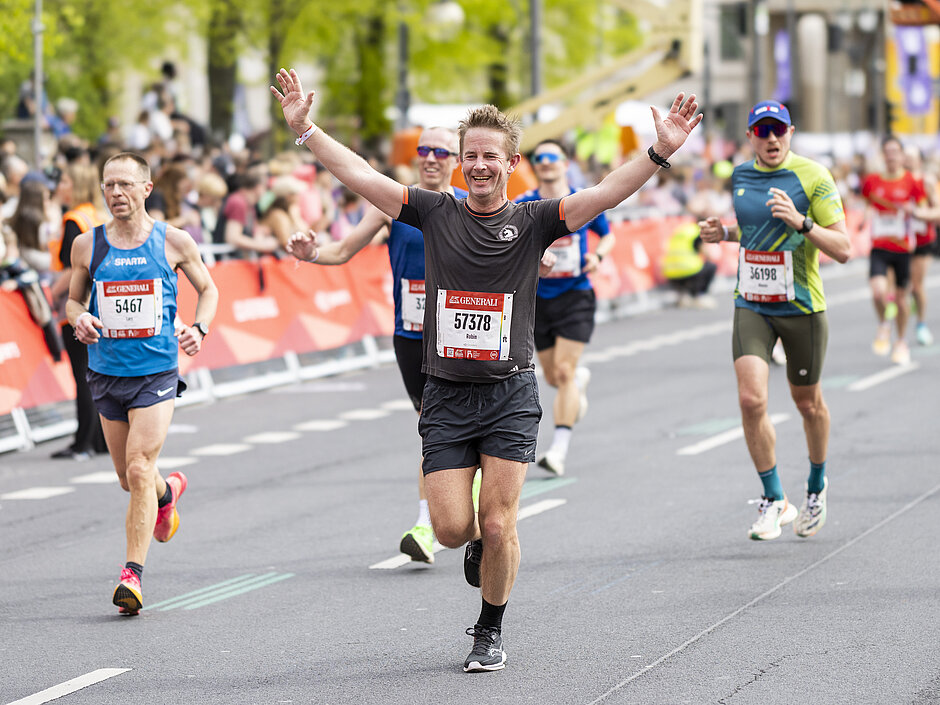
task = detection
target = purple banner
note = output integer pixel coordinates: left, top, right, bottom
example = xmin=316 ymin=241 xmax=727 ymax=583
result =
xmin=773 ymin=30 xmax=791 ymax=104
xmin=896 ymin=26 xmax=932 ymax=116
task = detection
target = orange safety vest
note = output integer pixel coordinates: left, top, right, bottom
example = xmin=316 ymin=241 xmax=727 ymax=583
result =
xmin=49 ymin=202 xmax=103 ymax=271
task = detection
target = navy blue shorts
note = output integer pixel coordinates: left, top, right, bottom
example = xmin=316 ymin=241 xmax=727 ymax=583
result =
xmin=418 ymin=371 xmax=542 ymax=474
xmin=87 ymin=368 xmax=186 ymax=422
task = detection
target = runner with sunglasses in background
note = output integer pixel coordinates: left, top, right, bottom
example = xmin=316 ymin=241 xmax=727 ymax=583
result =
xmin=286 ymin=127 xmax=467 ymax=565
xmin=699 ymin=100 xmax=851 ymax=542
xmin=515 ymin=139 xmax=614 ymax=477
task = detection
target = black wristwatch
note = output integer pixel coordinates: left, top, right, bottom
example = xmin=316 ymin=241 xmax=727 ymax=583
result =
xmin=193 ymin=322 xmax=209 ymax=338
xmin=798 ymin=216 xmax=813 ymax=234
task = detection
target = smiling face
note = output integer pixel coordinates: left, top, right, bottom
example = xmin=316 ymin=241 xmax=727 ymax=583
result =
xmin=746 ymin=119 xmax=793 ymax=169
xmin=882 ymin=138 xmax=905 ymax=175
xmin=532 ymin=142 xmax=568 ymax=187
xmin=416 ymin=127 xmax=459 ymax=191
xmin=460 ymin=127 xmax=519 ymax=210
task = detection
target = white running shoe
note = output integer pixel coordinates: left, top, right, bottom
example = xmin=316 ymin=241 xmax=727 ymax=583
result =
xmin=890 ymin=341 xmax=911 ymax=365
xmin=872 ymin=325 xmax=891 ymax=356
xmin=574 ymin=366 xmax=591 ymax=423
xmin=915 ymin=323 xmax=933 ymax=346
xmin=748 ymin=496 xmax=798 ymax=540
xmin=771 ymin=340 xmax=787 ymax=366
xmin=794 ymin=478 xmax=828 ymax=538
xmin=537 ymin=448 xmax=565 ymax=476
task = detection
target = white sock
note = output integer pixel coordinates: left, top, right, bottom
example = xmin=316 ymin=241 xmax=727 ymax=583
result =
xmin=550 ymin=427 xmax=572 ymax=456
xmin=416 ymin=499 xmax=431 ymax=527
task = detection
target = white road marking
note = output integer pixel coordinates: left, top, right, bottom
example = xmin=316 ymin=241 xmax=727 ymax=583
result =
xmin=243 ymin=431 xmax=301 ymax=444
xmin=0 ymin=487 xmax=75 ymax=500
xmin=157 ymin=457 xmax=198 ymax=469
xmin=5 ymin=668 xmax=130 ymax=705
xmin=369 ymin=498 xmax=567 ymax=570
xmin=847 ymin=362 xmax=920 ymax=391
xmin=167 ymin=423 xmax=199 ymax=434
xmin=340 ymin=409 xmax=391 ymax=421
xmin=381 ymin=399 xmax=416 ymax=412
xmin=677 ymin=413 xmax=790 ymax=456
xmin=293 ymin=419 xmax=348 ymax=432
xmin=191 ymin=443 xmax=251 ymax=456
xmin=70 ymin=471 xmax=118 ymax=484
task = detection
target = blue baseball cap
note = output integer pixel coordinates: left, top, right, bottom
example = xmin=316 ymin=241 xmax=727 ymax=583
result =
xmin=747 ymin=100 xmax=791 ymax=128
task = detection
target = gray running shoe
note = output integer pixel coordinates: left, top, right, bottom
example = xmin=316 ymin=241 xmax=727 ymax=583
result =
xmin=464 ymin=625 xmax=507 ymax=672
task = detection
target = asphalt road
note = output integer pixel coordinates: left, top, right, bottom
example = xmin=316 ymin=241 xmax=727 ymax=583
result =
xmin=2 ymin=261 xmax=939 ymax=705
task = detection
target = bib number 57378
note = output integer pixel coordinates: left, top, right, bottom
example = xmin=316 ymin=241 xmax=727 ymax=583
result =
xmin=436 ymin=289 xmax=513 ymax=361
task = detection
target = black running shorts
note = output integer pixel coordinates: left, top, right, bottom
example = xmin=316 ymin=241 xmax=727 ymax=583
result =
xmin=418 ymin=371 xmax=542 ymax=474
xmin=732 ymin=307 xmax=828 ymax=386
xmin=87 ymin=368 xmax=186 ymax=422
xmin=393 ymin=335 xmax=426 ymax=412
xmin=869 ymin=248 xmax=912 ymax=289
xmin=534 ymin=288 xmax=596 ymax=351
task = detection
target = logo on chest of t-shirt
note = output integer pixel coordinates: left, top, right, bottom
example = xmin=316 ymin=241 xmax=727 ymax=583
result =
xmin=497 ymin=225 xmax=519 ymax=242
xmin=113 ymin=256 xmax=148 ymax=266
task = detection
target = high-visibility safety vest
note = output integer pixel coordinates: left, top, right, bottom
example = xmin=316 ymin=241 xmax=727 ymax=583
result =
xmin=50 ymin=202 xmax=103 ymax=271
xmin=661 ymin=222 xmax=705 ymax=280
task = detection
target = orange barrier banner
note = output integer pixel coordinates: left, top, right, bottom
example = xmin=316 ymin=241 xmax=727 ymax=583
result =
xmin=0 ymin=290 xmax=75 ymax=415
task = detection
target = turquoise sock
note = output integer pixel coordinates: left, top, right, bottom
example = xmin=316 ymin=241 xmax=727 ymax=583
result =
xmin=758 ymin=466 xmax=784 ymax=501
xmin=808 ymin=461 xmax=826 ymax=495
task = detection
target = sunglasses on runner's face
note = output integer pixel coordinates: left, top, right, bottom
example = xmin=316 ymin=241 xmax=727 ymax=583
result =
xmin=751 ymin=123 xmax=789 ymax=139
xmin=533 ymin=152 xmax=563 ymax=164
xmin=416 ymin=146 xmax=457 ymax=158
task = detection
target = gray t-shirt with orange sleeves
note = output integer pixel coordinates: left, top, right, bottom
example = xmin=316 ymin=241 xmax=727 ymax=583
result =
xmin=397 ymin=186 xmax=570 ymax=382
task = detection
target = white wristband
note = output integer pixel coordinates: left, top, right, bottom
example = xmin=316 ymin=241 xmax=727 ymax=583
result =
xmin=295 ymin=124 xmax=318 ymax=146
xmin=310 ymin=247 xmax=320 ymax=263
xmin=77 ymin=311 xmax=93 ymax=325
xmin=722 ymin=225 xmax=731 ymax=241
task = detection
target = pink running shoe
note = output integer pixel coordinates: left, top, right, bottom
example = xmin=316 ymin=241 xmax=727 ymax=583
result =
xmin=112 ymin=567 xmax=142 ymax=614
xmin=153 ymin=471 xmax=188 ymax=543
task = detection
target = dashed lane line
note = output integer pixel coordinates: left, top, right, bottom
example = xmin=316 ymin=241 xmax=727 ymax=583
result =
xmin=6 ymin=668 xmax=130 ymax=705
xmin=70 ymin=471 xmax=118 ymax=484
xmin=339 ymin=408 xmax=391 ymax=421
xmin=847 ymin=362 xmax=920 ymax=391
xmin=293 ymin=419 xmax=348 ymax=432
xmin=0 ymin=486 xmax=75 ymax=500
xmin=243 ymin=431 xmax=302 ymax=444
xmin=676 ymin=414 xmax=790 ymax=456
xmin=370 ymin=497 xmax=568 ymax=570
xmin=190 ymin=443 xmax=252 ymax=456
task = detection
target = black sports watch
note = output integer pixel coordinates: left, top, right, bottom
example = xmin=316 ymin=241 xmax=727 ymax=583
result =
xmin=192 ymin=322 xmax=209 ymax=338
xmin=798 ymin=216 xmax=813 ymax=234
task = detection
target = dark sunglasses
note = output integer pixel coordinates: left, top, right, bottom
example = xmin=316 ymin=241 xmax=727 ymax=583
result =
xmin=533 ymin=152 xmax=563 ymax=164
xmin=751 ymin=123 xmax=789 ymax=138
xmin=416 ymin=145 xmax=456 ymax=158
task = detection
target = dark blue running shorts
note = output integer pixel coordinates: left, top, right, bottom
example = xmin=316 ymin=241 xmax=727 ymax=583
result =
xmin=87 ymin=368 xmax=186 ymax=422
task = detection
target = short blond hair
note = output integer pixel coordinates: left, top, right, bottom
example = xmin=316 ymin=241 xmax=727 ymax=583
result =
xmin=196 ymin=172 xmax=228 ymax=198
xmin=458 ymin=105 xmax=522 ymax=159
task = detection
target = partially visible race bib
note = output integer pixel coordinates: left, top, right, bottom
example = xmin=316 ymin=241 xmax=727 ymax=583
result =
xmin=544 ymin=234 xmax=581 ymax=278
xmin=738 ymin=249 xmax=794 ymax=303
xmin=870 ymin=212 xmax=907 ymax=238
xmin=96 ymin=279 xmax=162 ymax=338
xmin=401 ymin=278 xmax=425 ymax=332
xmin=436 ymin=289 xmax=513 ymax=361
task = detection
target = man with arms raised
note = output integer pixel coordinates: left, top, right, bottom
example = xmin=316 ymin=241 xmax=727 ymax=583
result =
xmin=67 ymin=152 xmax=218 ymax=614
xmin=273 ymin=68 xmax=700 ymax=672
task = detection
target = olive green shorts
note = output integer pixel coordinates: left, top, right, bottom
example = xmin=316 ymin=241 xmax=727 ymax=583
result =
xmin=732 ymin=307 xmax=828 ymax=386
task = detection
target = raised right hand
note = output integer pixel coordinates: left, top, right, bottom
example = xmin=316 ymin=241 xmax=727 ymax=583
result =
xmin=287 ymin=229 xmax=320 ymax=262
xmin=270 ymin=69 xmax=316 ymax=135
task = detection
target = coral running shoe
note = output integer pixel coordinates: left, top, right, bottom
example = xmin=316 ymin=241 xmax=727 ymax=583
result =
xmin=748 ymin=496 xmax=798 ymax=540
xmin=112 ymin=567 xmax=142 ymax=614
xmin=153 ymin=471 xmax=187 ymax=543
xmin=872 ymin=325 xmax=891 ymax=356
xmin=400 ymin=524 xmax=435 ymax=564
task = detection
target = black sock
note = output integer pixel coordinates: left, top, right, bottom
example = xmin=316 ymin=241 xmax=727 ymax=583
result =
xmin=126 ymin=562 xmax=144 ymax=580
xmin=157 ymin=482 xmax=172 ymax=507
xmin=477 ymin=597 xmax=507 ymax=632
